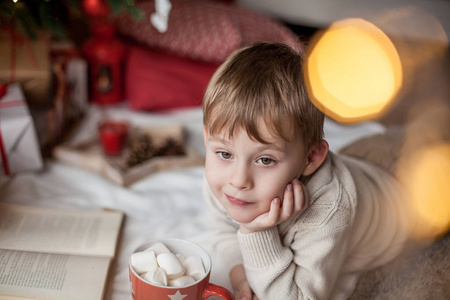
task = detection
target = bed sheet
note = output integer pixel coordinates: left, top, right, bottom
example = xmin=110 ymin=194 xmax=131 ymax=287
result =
xmin=0 ymin=105 xmax=385 ymax=299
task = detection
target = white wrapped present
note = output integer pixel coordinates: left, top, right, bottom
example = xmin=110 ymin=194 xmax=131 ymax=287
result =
xmin=0 ymin=83 xmax=43 ymax=176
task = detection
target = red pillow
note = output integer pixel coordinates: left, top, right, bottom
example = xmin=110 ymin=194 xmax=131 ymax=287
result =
xmin=115 ymin=0 xmax=302 ymax=63
xmin=125 ymin=45 xmax=219 ymax=111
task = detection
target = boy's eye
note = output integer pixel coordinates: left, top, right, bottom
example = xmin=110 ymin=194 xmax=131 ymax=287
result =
xmin=218 ymin=151 xmax=232 ymax=160
xmin=257 ymin=157 xmax=275 ymax=166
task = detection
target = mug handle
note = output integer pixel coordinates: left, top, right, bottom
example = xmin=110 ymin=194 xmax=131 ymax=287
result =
xmin=202 ymin=283 xmax=235 ymax=300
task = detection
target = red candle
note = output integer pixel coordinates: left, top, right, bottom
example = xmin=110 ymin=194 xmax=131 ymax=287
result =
xmin=98 ymin=120 xmax=129 ymax=155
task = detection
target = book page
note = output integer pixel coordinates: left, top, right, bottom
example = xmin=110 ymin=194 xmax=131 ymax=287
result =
xmin=0 ymin=249 xmax=111 ymax=300
xmin=0 ymin=203 xmax=123 ymax=257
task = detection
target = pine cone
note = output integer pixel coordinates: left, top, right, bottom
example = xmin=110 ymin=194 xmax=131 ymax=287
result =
xmin=157 ymin=138 xmax=185 ymax=157
xmin=127 ymin=133 xmax=158 ymax=167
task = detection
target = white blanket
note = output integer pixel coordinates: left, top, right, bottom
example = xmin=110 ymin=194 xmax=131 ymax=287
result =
xmin=0 ymin=105 xmax=384 ymax=299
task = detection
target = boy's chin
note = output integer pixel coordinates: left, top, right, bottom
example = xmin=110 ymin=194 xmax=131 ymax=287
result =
xmin=229 ymin=212 xmax=258 ymax=225
xmin=225 ymin=204 xmax=271 ymax=225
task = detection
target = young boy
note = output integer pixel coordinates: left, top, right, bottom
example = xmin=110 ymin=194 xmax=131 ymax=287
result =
xmin=202 ymin=42 xmax=413 ymax=300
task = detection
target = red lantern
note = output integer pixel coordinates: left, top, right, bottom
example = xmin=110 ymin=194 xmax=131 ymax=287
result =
xmin=83 ymin=23 xmax=126 ymax=105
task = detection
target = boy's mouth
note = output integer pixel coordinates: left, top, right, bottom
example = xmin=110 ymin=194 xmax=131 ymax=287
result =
xmin=226 ymin=195 xmax=252 ymax=206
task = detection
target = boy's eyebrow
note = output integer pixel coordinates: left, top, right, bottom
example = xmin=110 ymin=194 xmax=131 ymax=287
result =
xmin=207 ymin=136 xmax=228 ymax=143
xmin=254 ymin=142 xmax=286 ymax=153
xmin=208 ymin=135 xmax=287 ymax=152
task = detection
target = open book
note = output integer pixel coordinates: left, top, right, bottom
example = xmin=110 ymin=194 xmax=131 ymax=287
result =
xmin=0 ymin=203 xmax=124 ymax=300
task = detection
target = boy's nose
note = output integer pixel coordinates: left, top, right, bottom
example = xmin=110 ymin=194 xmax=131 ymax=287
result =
xmin=230 ymin=163 xmax=253 ymax=190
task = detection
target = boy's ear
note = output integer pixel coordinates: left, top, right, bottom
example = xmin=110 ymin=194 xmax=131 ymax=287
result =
xmin=203 ymin=126 xmax=207 ymax=145
xmin=302 ymin=140 xmax=329 ymax=176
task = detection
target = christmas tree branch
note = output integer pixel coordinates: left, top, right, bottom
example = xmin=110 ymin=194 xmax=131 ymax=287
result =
xmin=0 ymin=0 xmax=142 ymax=40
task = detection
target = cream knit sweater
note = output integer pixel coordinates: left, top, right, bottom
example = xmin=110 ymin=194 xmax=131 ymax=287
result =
xmin=203 ymin=152 xmax=412 ymax=300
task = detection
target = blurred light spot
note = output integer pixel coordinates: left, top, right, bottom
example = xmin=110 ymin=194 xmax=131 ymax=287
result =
xmin=304 ymin=18 xmax=403 ymax=123
xmin=372 ymin=6 xmax=449 ymax=114
xmin=374 ymin=6 xmax=448 ymax=65
xmin=401 ymin=144 xmax=450 ymax=240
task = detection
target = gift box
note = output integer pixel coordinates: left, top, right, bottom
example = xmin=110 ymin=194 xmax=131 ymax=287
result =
xmin=0 ymin=28 xmax=52 ymax=108
xmin=32 ymin=42 xmax=89 ymax=156
xmin=0 ymin=83 xmax=44 ymax=176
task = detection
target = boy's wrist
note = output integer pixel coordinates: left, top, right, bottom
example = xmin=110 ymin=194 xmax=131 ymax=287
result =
xmin=239 ymin=225 xmax=255 ymax=234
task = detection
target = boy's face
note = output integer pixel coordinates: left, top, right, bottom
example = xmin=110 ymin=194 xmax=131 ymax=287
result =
xmin=204 ymin=121 xmax=310 ymax=224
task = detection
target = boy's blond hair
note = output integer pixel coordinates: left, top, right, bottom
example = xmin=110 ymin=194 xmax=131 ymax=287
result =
xmin=203 ymin=42 xmax=324 ymax=149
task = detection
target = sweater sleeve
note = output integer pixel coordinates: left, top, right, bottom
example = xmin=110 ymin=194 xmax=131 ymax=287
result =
xmin=202 ymin=178 xmax=243 ymax=275
xmin=238 ymin=221 xmax=353 ymax=300
xmin=237 ymin=164 xmax=356 ymax=300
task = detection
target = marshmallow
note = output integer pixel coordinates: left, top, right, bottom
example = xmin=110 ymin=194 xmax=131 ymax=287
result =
xmin=168 ymin=275 xmax=195 ymax=287
xmin=184 ymin=256 xmax=206 ymax=281
xmin=157 ymin=252 xmax=185 ymax=279
xmin=143 ymin=267 xmax=168 ymax=286
xmin=131 ymin=250 xmax=158 ymax=274
xmin=145 ymin=242 xmax=171 ymax=256
xmin=176 ymin=253 xmax=186 ymax=264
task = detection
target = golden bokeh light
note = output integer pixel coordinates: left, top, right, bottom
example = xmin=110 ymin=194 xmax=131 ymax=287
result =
xmin=304 ymin=18 xmax=403 ymax=123
xmin=400 ymin=144 xmax=450 ymax=241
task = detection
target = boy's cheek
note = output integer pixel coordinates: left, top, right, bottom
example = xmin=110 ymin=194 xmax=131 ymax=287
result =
xmin=204 ymin=165 xmax=221 ymax=189
xmin=259 ymin=175 xmax=287 ymax=199
xmin=204 ymin=156 xmax=214 ymax=179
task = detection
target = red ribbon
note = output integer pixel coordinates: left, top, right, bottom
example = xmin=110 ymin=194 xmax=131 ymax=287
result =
xmin=0 ymin=84 xmax=6 ymax=98
xmin=0 ymin=83 xmax=9 ymax=175
xmin=0 ymin=126 xmax=10 ymax=176
xmin=0 ymin=99 xmax=25 ymax=109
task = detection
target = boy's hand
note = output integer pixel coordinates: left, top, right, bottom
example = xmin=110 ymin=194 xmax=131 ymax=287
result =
xmin=233 ymin=279 xmax=258 ymax=300
xmin=240 ymin=178 xmax=309 ymax=234
xmin=230 ymin=265 xmax=259 ymax=300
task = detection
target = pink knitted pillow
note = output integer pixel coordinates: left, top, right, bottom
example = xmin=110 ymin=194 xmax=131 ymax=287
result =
xmin=114 ymin=0 xmax=302 ymax=63
xmin=220 ymin=4 xmax=302 ymax=53
xmin=115 ymin=0 xmax=241 ymax=63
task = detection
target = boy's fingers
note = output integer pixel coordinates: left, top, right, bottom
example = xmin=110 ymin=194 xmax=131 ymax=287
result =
xmin=235 ymin=284 xmax=252 ymax=300
xmin=267 ymin=198 xmax=281 ymax=226
xmin=293 ymin=180 xmax=309 ymax=212
xmin=280 ymin=184 xmax=294 ymax=220
xmin=237 ymin=292 xmax=255 ymax=300
xmin=236 ymin=292 xmax=250 ymax=300
xmin=292 ymin=179 xmax=303 ymax=212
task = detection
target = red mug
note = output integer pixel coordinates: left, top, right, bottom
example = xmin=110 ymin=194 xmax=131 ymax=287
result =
xmin=98 ymin=119 xmax=129 ymax=155
xmin=129 ymin=238 xmax=234 ymax=300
